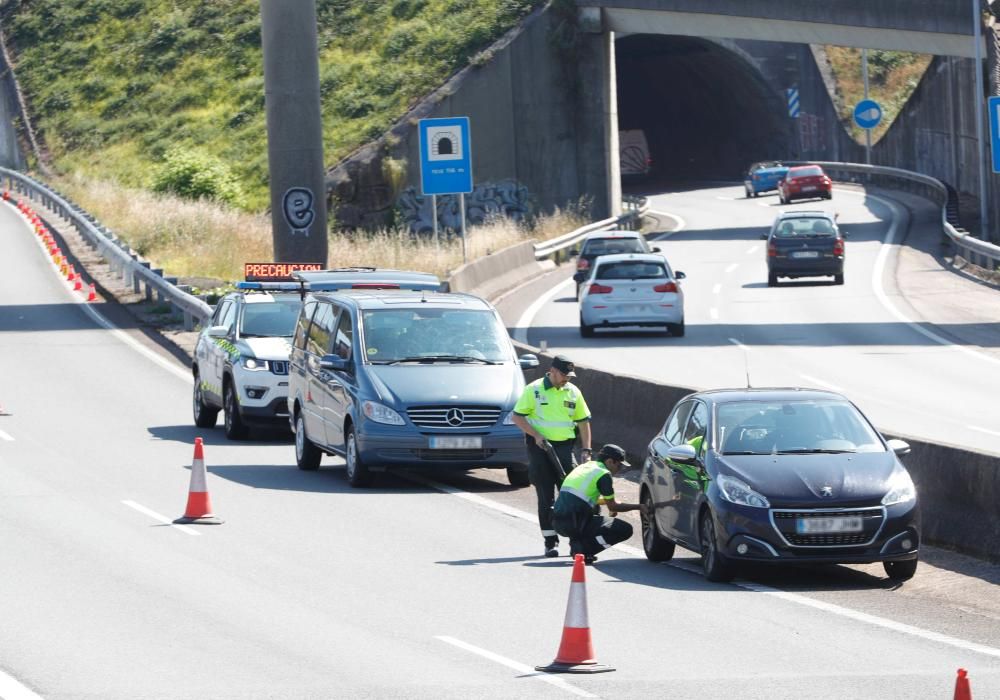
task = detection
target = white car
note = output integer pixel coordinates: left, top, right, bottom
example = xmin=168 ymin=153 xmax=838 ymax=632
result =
xmin=192 ymin=284 xmax=302 ymax=439
xmin=578 ymin=253 xmax=686 ymax=337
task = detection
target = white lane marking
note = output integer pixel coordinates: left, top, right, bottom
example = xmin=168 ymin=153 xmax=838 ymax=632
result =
xmin=728 ymin=337 xmax=748 ymax=350
xmin=799 ymin=374 xmax=844 ymax=392
xmin=513 ymin=277 xmax=574 ymax=345
xmin=724 ymin=263 xmax=738 ymax=274
xmin=647 ymin=209 xmax=686 ymax=234
xmin=15 ymin=206 xmax=193 ymax=383
xmin=122 ymin=500 xmax=200 ymax=536
xmin=435 ymin=636 xmax=596 ymax=698
xmin=849 ymin=189 xmax=1000 ymax=368
xmin=969 ymin=425 xmax=1000 ymax=437
xmin=712 ymin=283 xmax=722 ymax=295
xmin=710 ymin=308 xmax=719 ymax=320
xmin=746 ymin=245 xmax=759 ymax=255
xmin=757 ymin=201 xmax=774 ymax=208
xmin=0 ymin=430 xmax=13 ymax=441
xmin=0 ymin=670 xmax=45 ymax=700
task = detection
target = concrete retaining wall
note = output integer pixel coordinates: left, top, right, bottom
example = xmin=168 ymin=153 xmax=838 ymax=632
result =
xmin=514 ymin=341 xmax=1000 ymax=562
xmin=447 ymin=240 xmax=551 ymax=300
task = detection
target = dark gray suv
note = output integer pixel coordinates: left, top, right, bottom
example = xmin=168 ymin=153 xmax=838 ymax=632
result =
xmin=287 ymin=279 xmax=538 ymax=487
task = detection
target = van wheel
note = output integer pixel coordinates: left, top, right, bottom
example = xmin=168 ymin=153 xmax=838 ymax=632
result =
xmin=224 ymin=383 xmax=249 ymax=440
xmin=883 ymin=558 xmax=917 ymax=582
xmin=345 ymin=426 xmax=373 ymax=487
xmin=507 ymin=467 xmax=530 ymax=487
xmin=700 ymin=511 xmax=735 ymax=582
xmin=295 ymin=412 xmax=321 ymax=471
xmin=192 ymin=372 xmax=218 ymax=428
xmin=641 ymin=491 xmax=675 ymax=561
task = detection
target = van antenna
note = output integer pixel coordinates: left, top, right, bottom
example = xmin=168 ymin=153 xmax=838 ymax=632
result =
xmin=743 ymin=341 xmax=752 ymax=389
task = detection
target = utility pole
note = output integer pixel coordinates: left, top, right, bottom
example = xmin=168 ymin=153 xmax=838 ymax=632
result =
xmin=973 ymin=0 xmax=990 ymax=238
xmin=260 ymin=0 xmax=328 ymax=264
xmin=862 ymin=48 xmax=871 ymax=164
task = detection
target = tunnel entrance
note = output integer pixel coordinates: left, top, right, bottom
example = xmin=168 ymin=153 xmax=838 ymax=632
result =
xmin=615 ymin=35 xmax=792 ymax=187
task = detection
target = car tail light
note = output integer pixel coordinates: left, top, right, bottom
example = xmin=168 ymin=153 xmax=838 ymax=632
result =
xmin=653 ymin=282 xmax=678 ymax=293
xmin=833 ymin=238 xmax=844 ymax=256
xmin=588 ymin=283 xmax=613 ymax=294
xmin=768 ymin=243 xmax=777 ymax=257
xmin=577 ymin=258 xmax=590 ymax=270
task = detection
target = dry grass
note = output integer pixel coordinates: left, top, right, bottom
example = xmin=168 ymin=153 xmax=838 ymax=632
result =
xmin=53 ymin=173 xmax=589 ymax=285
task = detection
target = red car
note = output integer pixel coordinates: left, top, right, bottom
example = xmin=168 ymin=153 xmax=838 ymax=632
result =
xmin=778 ymin=165 xmax=832 ymax=204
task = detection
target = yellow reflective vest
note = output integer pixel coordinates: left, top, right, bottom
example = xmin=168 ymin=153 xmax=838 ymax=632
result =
xmin=513 ymin=375 xmax=591 ymax=441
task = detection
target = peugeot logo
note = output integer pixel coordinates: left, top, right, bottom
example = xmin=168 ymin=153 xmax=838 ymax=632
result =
xmin=820 ymin=485 xmax=834 ymax=498
xmin=446 ymin=408 xmax=465 ymax=426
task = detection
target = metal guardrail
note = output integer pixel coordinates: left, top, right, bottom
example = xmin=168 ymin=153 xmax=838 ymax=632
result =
xmin=0 ymin=167 xmax=213 ymax=329
xmin=790 ymin=160 xmax=1000 ymax=271
xmin=532 ymin=194 xmax=650 ymax=262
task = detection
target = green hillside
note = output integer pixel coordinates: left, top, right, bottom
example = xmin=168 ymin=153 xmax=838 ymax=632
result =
xmin=1 ymin=0 xmax=539 ymax=211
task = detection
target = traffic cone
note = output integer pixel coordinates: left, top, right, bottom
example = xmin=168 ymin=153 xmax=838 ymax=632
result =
xmin=86 ymin=283 xmax=97 ymax=302
xmin=954 ymin=668 xmax=972 ymax=700
xmin=173 ymin=437 xmax=223 ymax=525
xmin=535 ymin=554 xmax=615 ymax=674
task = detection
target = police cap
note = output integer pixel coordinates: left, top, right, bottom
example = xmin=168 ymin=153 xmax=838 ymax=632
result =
xmin=598 ymin=444 xmax=631 ymax=468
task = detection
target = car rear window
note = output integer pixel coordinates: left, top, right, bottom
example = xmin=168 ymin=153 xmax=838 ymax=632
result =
xmin=773 ymin=218 xmax=836 ymax=238
xmin=791 ymin=166 xmax=823 ymax=177
xmin=240 ymin=298 xmax=302 ymax=337
xmin=582 ymin=237 xmax=646 ymax=256
xmin=595 ymin=261 xmax=668 ymax=280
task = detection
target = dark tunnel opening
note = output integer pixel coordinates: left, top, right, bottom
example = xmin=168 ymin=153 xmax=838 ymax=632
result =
xmin=615 ymin=35 xmax=793 ymax=188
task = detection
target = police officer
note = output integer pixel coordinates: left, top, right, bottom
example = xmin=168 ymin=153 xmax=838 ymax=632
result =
xmin=511 ymin=355 xmax=592 ymax=558
xmin=552 ymin=444 xmax=647 ymax=564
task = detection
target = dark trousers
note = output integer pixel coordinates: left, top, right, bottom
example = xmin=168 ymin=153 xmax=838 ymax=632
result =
xmin=553 ymin=512 xmax=634 ymax=557
xmin=526 ymin=438 xmax=576 ymax=546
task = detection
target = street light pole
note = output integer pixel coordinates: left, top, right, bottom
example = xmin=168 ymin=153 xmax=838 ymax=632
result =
xmin=973 ymin=0 xmax=990 ymax=238
xmin=862 ymin=48 xmax=871 ymax=164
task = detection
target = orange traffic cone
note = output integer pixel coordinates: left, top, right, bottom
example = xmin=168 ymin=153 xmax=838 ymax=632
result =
xmin=86 ymin=283 xmax=97 ymax=302
xmin=954 ymin=668 xmax=972 ymax=700
xmin=535 ymin=554 xmax=615 ymax=674
xmin=173 ymin=438 xmax=223 ymax=524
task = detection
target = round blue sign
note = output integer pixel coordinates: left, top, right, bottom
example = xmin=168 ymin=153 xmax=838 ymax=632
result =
xmin=853 ymin=99 xmax=882 ymax=130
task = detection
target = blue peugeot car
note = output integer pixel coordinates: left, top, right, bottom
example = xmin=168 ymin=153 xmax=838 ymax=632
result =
xmin=287 ymin=277 xmax=538 ymax=487
xmin=744 ymin=161 xmax=789 ymax=198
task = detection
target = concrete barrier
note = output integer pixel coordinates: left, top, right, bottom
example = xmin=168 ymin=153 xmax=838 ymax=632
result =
xmin=448 ymin=240 xmax=551 ymax=299
xmin=515 ymin=341 xmax=1000 ymax=562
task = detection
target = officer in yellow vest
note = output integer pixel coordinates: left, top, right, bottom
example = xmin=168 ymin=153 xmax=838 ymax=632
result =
xmin=552 ymin=444 xmax=647 ymax=564
xmin=511 ymin=355 xmax=592 ymax=557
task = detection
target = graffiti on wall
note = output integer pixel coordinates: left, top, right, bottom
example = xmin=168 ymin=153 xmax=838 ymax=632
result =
xmin=397 ymin=179 xmax=531 ymax=236
xmin=798 ymin=112 xmax=827 ymax=152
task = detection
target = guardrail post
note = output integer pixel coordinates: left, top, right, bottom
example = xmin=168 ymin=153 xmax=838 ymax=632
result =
xmin=183 ymin=310 xmax=195 ymax=332
xmin=151 ymin=268 xmax=164 ymax=302
xmin=165 ymin=276 xmax=179 ymax=309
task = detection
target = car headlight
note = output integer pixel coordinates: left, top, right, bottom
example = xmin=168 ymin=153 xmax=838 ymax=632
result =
xmin=362 ymin=401 xmax=405 ymax=426
xmin=717 ymin=474 xmax=770 ymax=508
xmin=882 ymin=470 xmax=916 ymax=506
xmin=242 ymin=356 xmax=269 ymax=371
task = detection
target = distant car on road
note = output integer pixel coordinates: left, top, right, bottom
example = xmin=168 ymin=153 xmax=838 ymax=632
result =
xmin=777 ymin=164 xmax=833 ymax=203
xmin=571 ymin=231 xmax=660 ymax=296
xmin=743 ymin=161 xmax=789 ymax=198
xmin=763 ymin=210 xmax=845 ymax=286
xmin=578 ymin=253 xmax=685 ymax=337
xmin=639 ymin=387 xmax=920 ymax=583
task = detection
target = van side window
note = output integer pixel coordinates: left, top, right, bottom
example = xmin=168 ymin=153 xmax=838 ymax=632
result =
xmin=307 ymin=303 xmax=336 ymax=356
xmin=331 ymin=307 xmax=353 ymax=361
xmin=293 ymin=300 xmax=317 ymax=351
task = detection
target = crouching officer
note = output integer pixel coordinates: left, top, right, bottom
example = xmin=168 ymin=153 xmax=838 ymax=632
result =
xmin=552 ymin=444 xmax=647 ymax=564
xmin=511 ymin=355 xmax=592 ymax=558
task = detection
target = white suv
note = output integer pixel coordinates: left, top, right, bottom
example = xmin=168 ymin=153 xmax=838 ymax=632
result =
xmin=192 ymin=283 xmax=302 ymax=439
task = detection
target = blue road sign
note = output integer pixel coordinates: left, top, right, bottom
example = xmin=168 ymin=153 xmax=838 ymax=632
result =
xmin=786 ymin=87 xmax=800 ymax=118
xmin=990 ymin=96 xmax=1000 ymax=174
xmin=853 ymin=99 xmax=882 ymax=130
xmin=419 ymin=117 xmax=473 ymax=195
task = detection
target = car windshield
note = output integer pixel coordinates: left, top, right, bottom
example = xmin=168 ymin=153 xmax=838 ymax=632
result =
xmin=773 ymin=217 xmax=836 ymax=238
xmin=791 ymin=166 xmax=823 ymax=177
xmin=582 ymin=237 xmax=646 ymax=257
xmin=715 ymin=399 xmax=884 ymax=455
xmin=595 ymin=261 xmax=668 ymax=280
xmin=361 ymin=309 xmax=512 ymax=363
xmin=239 ymin=297 xmax=301 ymax=337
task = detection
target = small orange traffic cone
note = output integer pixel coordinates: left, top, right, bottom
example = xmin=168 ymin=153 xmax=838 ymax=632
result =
xmin=954 ymin=668 xmax=972 ymax=700
xmin=173 ymin=437 xmax=223 ymax=525
xmin=86 ymin=283 xmax=97 ymax=302
xmin=535 ymin=554 xmax=614 ymax=674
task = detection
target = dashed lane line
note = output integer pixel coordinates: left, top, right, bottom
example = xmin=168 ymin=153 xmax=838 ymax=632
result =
xmin=969 ymin=425 xmax=1000 ymax=438
xmin=122 ymin=500 xmax=200 ymax=536
xmin=724 ymin=263 xmax=738 ymax=274
xmin=799 ymin=374 xmax=844 ymax=392
xmin=0 ymin=670 xmax=45 ymax=700
xmin=0 ymin=430 xmax=13 ymax=441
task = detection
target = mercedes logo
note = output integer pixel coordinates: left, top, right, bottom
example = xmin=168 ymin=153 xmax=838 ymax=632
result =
xmin=820 ymin=485 xmax=834 ymax=497
xmin=446 ymin=408 xmax=465 ymax=426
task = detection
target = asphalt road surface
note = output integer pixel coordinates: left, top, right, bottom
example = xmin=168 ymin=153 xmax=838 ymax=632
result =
xmin=2 ymin=198 xmax=1000 ymax=699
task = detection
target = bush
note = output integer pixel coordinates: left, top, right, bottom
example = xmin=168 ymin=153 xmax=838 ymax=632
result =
xmin=153 ymin=148 xmax=244 ymax=206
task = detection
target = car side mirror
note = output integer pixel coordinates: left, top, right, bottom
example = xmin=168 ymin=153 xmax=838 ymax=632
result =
xmin=519 ymin=353 xmax=540 ymax=370
xmin=841 ymin=231 xmax=850 ymax=238
xmin=674 ymin=271 xmax=686 ymax=280
xmin=886 ymin=438 xmax=910 ymax=456
xmin=651 ymin=246 xmax=662 ymax=253
xmin=320 ymin=354 xmax=350 ymax=372
xmin=760 ymin=232 xmax=769 ymax=240
xmin=666 ymin=444 xmax=698 ymax=463
xmin=207 ymin=325 xmax=229 ymax=338
xmin=569 ymin=249 xmax=579 ymax=257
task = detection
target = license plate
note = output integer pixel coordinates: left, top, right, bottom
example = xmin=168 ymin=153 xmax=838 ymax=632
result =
xmin=803 ymin=185 xmax=817 ymax=191
xmin=428 ymin=436 xmax=482 ymax=449
xmin=796 ymin=516 xmax=863 ymax=534
xmin=792 ymin=251 xmax=819 ymax=259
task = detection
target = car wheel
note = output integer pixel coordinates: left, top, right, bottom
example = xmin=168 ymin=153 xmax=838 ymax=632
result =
xmin=778 ymin=193 xmax=785 ymax=204
xmin=641 ymin=490 xmax=675 ymax=562
xmin=579 ymin=317 xmax=595 ymax=338
xmin=699 ymin=511 xmax=735 ymax=582
xmin=667 ymin=321 xmax=685 ymax=337
xmin=223 ymin=382 xmax=249 ymax=440
xmin=575 ymin=282 xmax=582 ymax=299
xmin=745 ymin=187 xmax=752 ymax=199
xmin=834 ymin=273 xmax=844 ymax=285
xmin=752 ymin=191 xmax=759 ymax=198
xmin=883 ymin=558 xmax=918 ymax=582
xmin=825 ymin=193 xmax=833 ymax=200
xmin=507 ymin=467 xmax=530 ymax=488
xmin=294 ymin=412 xmax=322 ymax=471
xmin=345 ymin=425 xmax=374 ymax=487
xmin=768 ymin=273 xmax=778 ymax=287
xmin=192 ymin=372 xmax=218 ymax=428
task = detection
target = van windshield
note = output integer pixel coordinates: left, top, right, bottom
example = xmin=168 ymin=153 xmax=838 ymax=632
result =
xmin=240 ymin=297 xmax=301 ymax=337
xmin=361 ymin=309 xmax=512 ymax=363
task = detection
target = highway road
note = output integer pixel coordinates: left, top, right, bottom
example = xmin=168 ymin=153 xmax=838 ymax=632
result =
xmin=3 ymin=199 xmax=1000 ymax=698
xmin=502 ymin=184 xmax=1000 ymax=456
